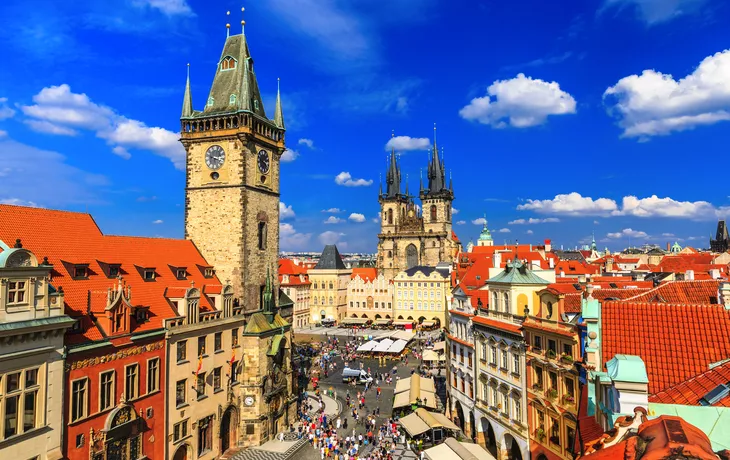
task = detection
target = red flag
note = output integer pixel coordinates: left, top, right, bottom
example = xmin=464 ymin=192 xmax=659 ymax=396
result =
xmin=229 ymin=349 xmax=236 ymax=367
xmin=195 ymin=354 xmax=203 ymax=376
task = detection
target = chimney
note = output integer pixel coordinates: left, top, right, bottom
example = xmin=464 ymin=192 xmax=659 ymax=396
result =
xmin=719 ymin=282 xmax=730 ymax=309
xmin=709 ymin=268 xmax=720 ymax=279
xmin=666 ymin=242 xmax=670 ymax=252
xmin=549 ymin=258 xmax=555 ymax=269
xmin=685 ymin=269 xmax=694 ymax=281
xmin=493 ymin=252 xmax=502 ymax=269
xmin=559 ymin=268 xmax=565 ymax=278
xmin=545 ymin=239 xmax=552 ymax=252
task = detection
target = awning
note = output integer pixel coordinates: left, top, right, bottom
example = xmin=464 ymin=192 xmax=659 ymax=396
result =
xmin=427 ymin=411 xmax=460 ymax=431
xmin=372 ymin=319 xmax=391 ymax=326
xmin=398 ymin=412 xmax=431 ymax=436
xmin=432 ymin=341 xmax=446 ymax=352
xmin=386 ymin=339 xmax=408 ymax=354
xmin=421 ymin=320 xmax=435 ymax=327
xmin=424 ymin=437 xmax=496 ymax=460
xmin=393 ymin=391 xmax=411 ymax=409
xmin=393 ymin=319 xmax=414 ymax=326
xmin=357 ymin=340 xmax=379 ymax=352
xmin=392 ymin=330 xmax=414 ymax=341
xmin=341 ymin=317 xmax=368 ymax=325
xmin=394 ymin=375 xmax=438 ymax=409
xmin=373 ymin=338 xmax=394 ymax=352
xmin=422 ymin=350 xmax=445 ymax=362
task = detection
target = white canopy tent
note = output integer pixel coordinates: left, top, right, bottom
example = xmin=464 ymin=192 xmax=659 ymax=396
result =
xmin=373 ymin=338 xmax=394 ymax=353
xmin=357 ymin=340 xmax=379 ymax=352
xmin=386 ymin=339 xmax=408 ymax=354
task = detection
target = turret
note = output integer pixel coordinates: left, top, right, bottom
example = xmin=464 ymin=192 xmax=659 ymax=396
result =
xmin=274 ymin=78 xmax=285 ymax=129
xmin=181 ymin=64 xmax=193 ymax=118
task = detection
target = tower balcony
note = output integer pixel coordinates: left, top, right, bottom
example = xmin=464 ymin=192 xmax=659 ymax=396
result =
xmin=180 ymin=111 xmax=285 ymax=148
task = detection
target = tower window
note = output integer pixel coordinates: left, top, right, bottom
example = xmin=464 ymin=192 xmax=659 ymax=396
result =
xmin=430 ymin=205 xmax=437 ymax=222
xmin=258 ymin=221 xmax=267 ymax=250
xmin=207 ymin=97 xmax=214 ymax=107
xmin=220 ymin=56 xmax=236 ymax=71
xmin=229 ymin=94 xmax=237 ymax=105
xmin=387 ymin=209 xmax=393 ymax=224
xmin=254 ymin=100 xmax=259 ymax=110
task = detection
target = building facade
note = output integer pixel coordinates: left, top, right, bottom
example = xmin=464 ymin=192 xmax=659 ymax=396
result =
xmin=377 ymin=138 xmax=459 ymax=280
xmin=278 ymin=259 xmax=310 ymax=329
xmin=345 ymin=269 xmax=394 ymax=320
xmin=0 ymin=240 xmax=74 ymax=460
xmin=393 ymin=266 xmax=450 ymax=328
xmin=308 ymin=245 xmax=351 ymax=323
xmin=522 ymin=289 xmax=582 ymax=460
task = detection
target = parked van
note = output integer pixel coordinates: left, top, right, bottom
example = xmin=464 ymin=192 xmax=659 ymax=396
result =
xmin=342 ymin=367 xmax=373 ymax=384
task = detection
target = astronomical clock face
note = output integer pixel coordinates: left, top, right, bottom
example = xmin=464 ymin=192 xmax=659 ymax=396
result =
xmin=257 ymin=149 xmax=270 ymax=173
xmin=244 ymin=396 xmax=255 ymax=406
xmin=205 ymin=145 xmax=225 ymax=170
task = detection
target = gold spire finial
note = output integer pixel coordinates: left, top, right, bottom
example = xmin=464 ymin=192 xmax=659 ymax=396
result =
xmin=241 ymin=7 xmax=246 ymax=31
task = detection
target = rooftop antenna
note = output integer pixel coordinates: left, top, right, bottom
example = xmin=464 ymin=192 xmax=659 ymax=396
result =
xmin=226 ymin=10 xmax=231 ymax=37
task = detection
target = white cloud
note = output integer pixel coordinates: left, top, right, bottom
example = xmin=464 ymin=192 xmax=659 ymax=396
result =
xmin=372 ymin=217 xmax=379 ymax=223
xmin=472 ymin=218 xmax=486 ymax=225
xmin=348 ymin=213 xmax=366 ymax=223
xmin=298 ymin=138 xmax=314 ymax=148
xmin=508 ymin=217 xmax=560 ymax=224
xmin=395 ymin=97 xmax=409 ymax=113
xmin=456 ymin=220 xmax=466 ymax=225
xmin=459 ymin=73 xmax=577 ymax=128
xmin=517 ymin=192 xmax=620 ymax=215
xmin=662 ymin=232 xmax=676 ymax=237
xmin=281 ymin=148 xmax=299 ymax=162
xmin=451 ymin=207 xmax=459 ymax=215
xmin=594 ymin=220 xmax=600 ymax=225
xmin=604 ymin=49 xmax=730 ymax=139
xmin=526 ymin=230 xmax=534 ymax=234
xmin=279 ymin=202 xmax=296 ymax=220
xmin=280 ymin=223 xmax=312 ymax=251
xmin=607 ymin=228 xmax=648 ymax=239
xmin=518 ymin=192 xmax=730 ymax=220
xmin=324 ymin=216 xmax=344 ymax=224
xmin=0 ymin=198 xmax=39 ymax=207
xmin=0 ymin=97 xmax=15 ymax=120
xmin=335 ymin=171 xmax=372 ymax=187
xmin=321 ymin=208 xmax=343 ymax=214
xmin=152 ymin=219 xmax=163 ymax=224
xmin=384 ymin=136 xmax=431 ymax=152
xmin=0 ymin=139 xmax=109 ymax=207
xmin=21 ymin=84 xmax=185 ymax=169
xmin=132 ymin=0 xmax=193 ymax=16
xmin=497 ymin=228 xmax=511 ymax=233
xmin=318 ymin=230 xmax=345 ymax=246
xmin=112 ymin=146 xmax=131 ymax=160
xmin=0 ymin=130 xmax=7 ymax=139
xmin=601 ymin=0 xmax=708 ymax=25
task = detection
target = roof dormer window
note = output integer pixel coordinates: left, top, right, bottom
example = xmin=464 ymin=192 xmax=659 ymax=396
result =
xmin=98 ymin=261 xmax=122 ymax=279
xmin=220 ymin=56 xmax=236 ymax=71
xmin=72 ymin=264 xmax=90 ymax=279
xmin=205 ymin=268 xmax=215 ymax=278
xmin=207 ymin=97 xmax=214 ymax=107
xmin=144 ymin=269 xmax=156 ymax=281
xmin=176 ymin=269 xmax=187 ymax=280
xmin=109 ymin=265 xmax=120 ymax=278
xmin=229 ymin=94 xmax=237 ymax=105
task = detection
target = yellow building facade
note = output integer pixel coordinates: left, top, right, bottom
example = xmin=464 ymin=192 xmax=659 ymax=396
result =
xmin=308 ymin=245 xmax=351 ymax=323
xmin=393 ymin=265 xmax=451 ymax=327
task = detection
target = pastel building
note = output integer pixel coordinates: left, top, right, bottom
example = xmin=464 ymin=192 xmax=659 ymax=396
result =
xmin=308 ymin=245 xmax=351 ymax=323
xmin=345 ymin=268 xmax=394 ymax=320
xmin=393 ymin=265 xmax=451 ymax=328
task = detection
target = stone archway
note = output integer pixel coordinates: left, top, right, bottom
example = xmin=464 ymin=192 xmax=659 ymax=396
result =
xmin=220 ymin=405 xmax=238 ymax=454
xmin=454 ymin=401 xmax=465 ymax=432
xmin=504 ymin=433 xmax=523 ymax=460
xmin=469 ymin=411 xmax=476 ymax=441
xmin=480 ymin=418 xmax=497 ymax=458
xmin=172 ymin=444 xmax=189 ymax=460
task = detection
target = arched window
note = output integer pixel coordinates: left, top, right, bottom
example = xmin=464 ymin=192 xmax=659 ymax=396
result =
xmin=220 ymin=56 xmax=236 ymax=71
xmin=406 ymin=244 xmax=418 ymax=269
xmin=493 ymin=292 xmax=499 ymax=310
xmin=503 ymin=292 xmax=510 ymax=313
xmin=430 ymin=205 xmax=437 ymax=222
xmin=329 ymin=282 xmax=333 ymax=290
xmin=447 ymin=206 xmax=451 ymax=220
xmin=387 ymin=209 xmax=393 ymax=224
xmin=328 ymin=297 xmax=333 ymax=305
xmin=258 ymin=222 xmax=267 ymax=250
xmin=546 ymin=301 xmax=553 ymax=319
xmin=388 ymin=250 xmax=393 ymax=258
xmin=229 ymin=94 xmax=237 ymax=105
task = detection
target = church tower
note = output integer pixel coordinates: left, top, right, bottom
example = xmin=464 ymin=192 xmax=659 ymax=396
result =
xmin=180 ymin=15 xmax=285 ymax=314
xmin=419 ymin=126 xmax=454 ymax=262
xmin=378 ymin=146 xmax=408 ymax=277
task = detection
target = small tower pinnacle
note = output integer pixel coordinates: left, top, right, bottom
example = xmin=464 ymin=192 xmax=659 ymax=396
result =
xmin=226 ymin=10 xmax=231 ymax=37
xmin=274 ymin=77 xmax=285 ymax=129
xmin=181 ymin=63 xmax=193 ymax=118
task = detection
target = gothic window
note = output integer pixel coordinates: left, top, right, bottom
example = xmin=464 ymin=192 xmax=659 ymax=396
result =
xmin=503 ymin=292 xmax=510 ymax=313
xmin=198 ymin=416 xmax=213 ymax=456
xmin=406 ymin=244 xmax=418 ymax=269
xmin=388 ymin=250 xmax=392 ymax=258
xmin=430 ymin=205 xmax=437 ymax=222
xmin=258 ymin=221 xmax=267 ymax=250
xmin=254 ymin=100 xmax=259 ymax=111
xmin=207 ymin=97 xmax=214 ymax=107
xmin=220 ymin=56 xmax=236 ymax=71
xmin=229 ymin=94 xmax=237 ymax=105
xmin=447 ymin=206 xmax=451 ymax=220
xmin=387 ymin=209 xmax=393 ymax=224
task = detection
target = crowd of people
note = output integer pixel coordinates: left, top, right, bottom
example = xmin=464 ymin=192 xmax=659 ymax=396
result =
xmin=291 ymin=334 xmax=446 ymax=460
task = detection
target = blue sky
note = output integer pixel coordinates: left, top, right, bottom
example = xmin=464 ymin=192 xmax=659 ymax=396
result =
xmin=1 ymin=0 xmax=729 ymax=253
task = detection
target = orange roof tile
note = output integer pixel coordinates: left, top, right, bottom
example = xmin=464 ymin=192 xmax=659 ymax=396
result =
xmin=555 ymin=260 xmax=600 ymax=276
xmin=601 ymin=301 xmax=730 ymax=396
xmin=651 ymin=360 xmax=730 ymax=407
xmin=0 ymin=205 xmax=221 ymax=343
xmin=351 ymin=267 xmax=378 ymax=283
xmin=621 ymin=280 xmax=722 ymax=304
xmin=562 ymin=287 xmax=652 ymax=313
xmin=471 ymin=315 xmax=522 ymax=335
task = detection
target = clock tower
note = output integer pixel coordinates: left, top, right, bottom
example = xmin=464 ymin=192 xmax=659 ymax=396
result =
xmin=180 ymin=17 xmax=286 ymax=314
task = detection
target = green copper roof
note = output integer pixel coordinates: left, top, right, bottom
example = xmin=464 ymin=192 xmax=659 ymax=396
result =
xmin=243 ymin=312 xmax=290 ymax=335
xmin=606 ymin=354 xmax=649 ymax=383
xmin=487 ymin=257 xmax=549 ymax=285
xmin=267 ymin=333 xmax=285 ymax=356
xmin=278 ymin=290 xmax=294 ymax=307
xmin=478 ymin=217 xmax=492 ymax=241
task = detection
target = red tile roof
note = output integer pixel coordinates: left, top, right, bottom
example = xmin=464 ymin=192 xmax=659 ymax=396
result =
xmin=555 ymin=260 xmax=600 ymax=276
xmin=621 ymin=280 xmax=722 ymax=304
xmin=471 ymin=315 xmax=522 ymax=335
xmin=0 ymin=205 xmax=221 ymax=343
xmin=562 ymin=287 xmax=652 ymax=313
xmin=451 ymin=230 xmax=460 ymax=242
xmin=351 ymin=267 xmax=378 ymax=283
xmin=601 ymin=301 xmax=730 ymax=396
xmin=651 ymin=359 xmax=730 ymax=406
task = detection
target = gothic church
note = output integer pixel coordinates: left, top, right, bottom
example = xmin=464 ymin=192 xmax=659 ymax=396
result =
xmin=377 ymin=135 xmax=460 ymax=279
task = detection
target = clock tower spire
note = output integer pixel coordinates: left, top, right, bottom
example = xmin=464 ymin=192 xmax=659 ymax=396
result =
xmin=180 ymin=12 xmax=285 ymax=313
